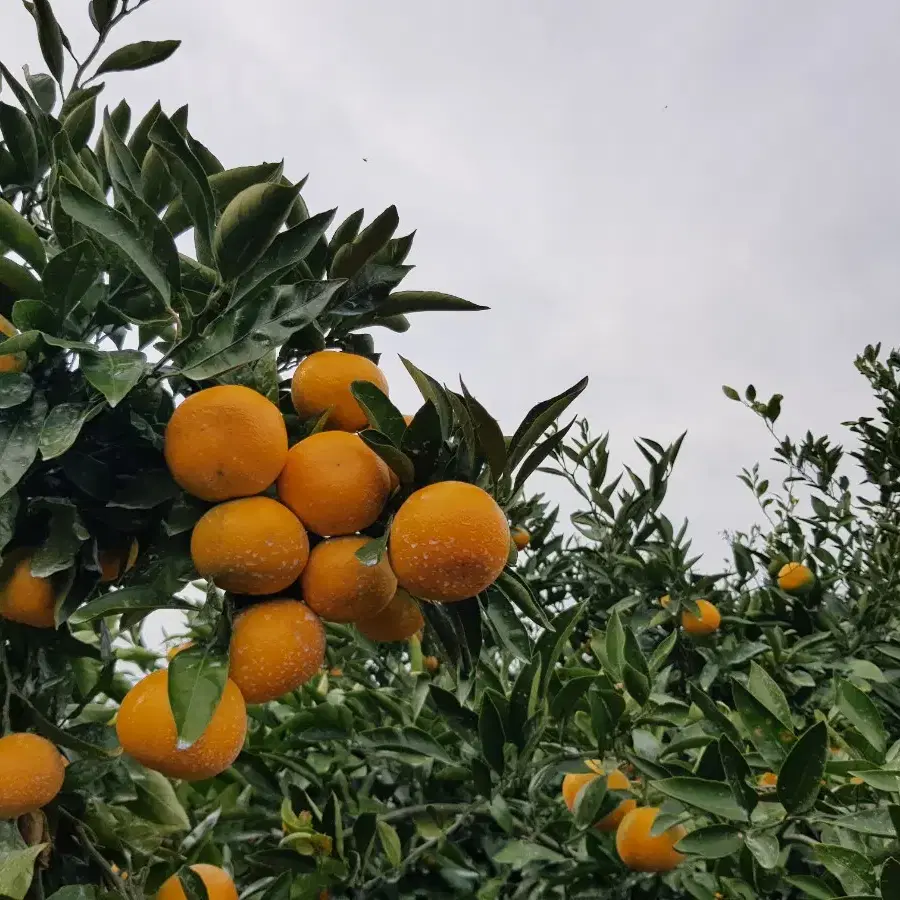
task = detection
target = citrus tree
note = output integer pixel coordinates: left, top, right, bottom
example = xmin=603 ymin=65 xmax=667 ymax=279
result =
xmin=502 ymin=347 xmax=900 ymax=899
xmin=0 ymin=3 xmax=589 ymax=898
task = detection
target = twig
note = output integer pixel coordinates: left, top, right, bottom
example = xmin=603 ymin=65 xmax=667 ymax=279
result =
xmin=71 ymin=0 xmax=154 ymax=92
xmin=0 ymin=634 xmax=14 ymax=734
xmin=60 ymin=809 xmax=130 ymax=898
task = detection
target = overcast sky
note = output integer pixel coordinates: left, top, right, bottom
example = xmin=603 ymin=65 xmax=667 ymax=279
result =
xmin=3 ymin=0 xmax=899 ymax=569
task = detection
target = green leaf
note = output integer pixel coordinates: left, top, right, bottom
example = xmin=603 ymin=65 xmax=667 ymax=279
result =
xmin=162 ymin=162 xmax=284 ymax=235
xmin=148 ymin=112 xmax=215 ymax=249
xmin=61 ymin=95 xmax=97 ymax=151
xmin=652 ymin=777 xmax=749 ymax=822
xmin=69 ymin=587 xmax=194 ymax=625
xmin=777 ymin=720 xmax=826 ymax=814
xmin=0 ymin=198 xmax=45 ymax=269
xmin=213 ymin=181 xmax=302 ymax=281
xmin=22 ymin=66 xmax=56 ymax=114
xmin=41 ymin=240 xmax=99 ymax=322
xmin=747 ymin=661 xmax=792 ymax=730
xmin=376 ymin=290 xmax=488 ymax=316
xmin=81 ymin=350 xmax=147 ymax=407
xmin=675 ymin=824 xmax=744 ymax=858
xmin=479 ymin=692 xmax=506 ymax=775
xmin=0 ymin=821 xmax=46 ymax=900
xmin=376 ymin=820 xmax=401 ymax=868
xmin=493 ymin=840 xmax=563 ymax=868
xmin=483 ymin=587 xmax=532 ymax=661
xmin=0 ymin=102 xmax=38 ymax=179
xmin=127 ymin=100 xmax=162 ymax=164
xmin=46 ymin=888 xmax=97 ymax=900
xmin=782 ymin=876 xmax=834 ymax=900
xmin=96 ymin=40 xmax=182 ymax=75
xmin=229 ymin=208 xmax=336 ymax=307
xmin=0 ymin=492 xmax=18 ymax=555
xmin=0 ymin=374 xmax=33 ymax=409
xmin=832 ymin=808 xmax=896 ymax=838
xmin=31 ymin=498 xmax=87 ymax=577
xmin=605 ymin=610 xmax=626 ymax=681
xmin=649 ymin=629 xmax=678 ymax=673
xmin=495 ymin=568 xmax=551 ymax=628
xmin=744 ymin=832 xmax=780 ymax=869
xmin=89 ymin=0 xmax=116 ymax=32
xmin=354 ymin=531 xmax=389 ymax=568
xmin=59 ymin=179 xmax=175 ymax=306
xmin=838 ymin=679 xmax=886 ymax=755
xmin=507 ymin=377 xmax=589 ymax=471
xmin=350 ymin=381 xmax=406 ymax=445
xmin=812 ymin=843 xmax=875 ymax=894
xmin=398 ymin=356 xmax=453 ymax=439
xmin=732 ymin=680 xmax=793 ymax=765
xmin=32 ymin=0 xmax=65 ymax=81
xmin=359 ymin=430 xmax=415 ymax=485
xmin=361 ymin=726 xmax=455 ymax=765
xmin=0 ymin=393 xmax=46 ymax=498
xmin=175 ymin=281 xmax=341 ymax=380
xmin=331 ymin=205 xmax=398 ymax=279
xmin=129 ymin=767 xmax=190 ymax=830
xmin=722 ymin=385 xmax=740 ymax=401
xmin=882 ymin=858 xmax=900 ymax=899
xmin=511 ymin=419 xmax=575 ymax=498
xmin=536 ymin=604 xmax=584 ymax=693
xmin=573 ymin=775 xmax=608 ymax=830
xmin=100 ymin=107 xmax=141 ymax=194
xmin=327 ymin=208 xmax=364 ymax=260
xmin=0 ymin=257 xmax=43 ymax=301
xmin=718 ymin=735 xmax=757 ymax=814
xmin=168 ymin=643 xmax=230 ymax=747
xmin=12 ymin=299 xmax=55 ymax=333
xmin=460 ymin=384 xmax=506 ymax=487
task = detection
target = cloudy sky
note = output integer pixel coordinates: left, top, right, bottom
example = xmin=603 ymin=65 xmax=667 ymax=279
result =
xmin=3 ymin=0 xmax=899 ymax=567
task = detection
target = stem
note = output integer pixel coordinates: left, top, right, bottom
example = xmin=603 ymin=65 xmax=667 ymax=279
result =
xmin=61 ymin=811 xmax=130 ymax=899
xmin=379 ymin=802 xmax=480 ymax=823
xmin=0 ymin=634 xmax=14 ymax=734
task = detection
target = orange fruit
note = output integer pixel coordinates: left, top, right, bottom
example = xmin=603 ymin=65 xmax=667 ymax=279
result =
xmin=290 ymin=350 xmax=389 ymax=432
xmin=0 ymin=313 xmax=25 ymax=373
xmin=99 ymin=538 xmax=139 ymax=584
xmin=191 ymin=496 xmax=309 ymax=595
xmin=158 ymin=864 xmax=238 ymax=900
xmin=777 ymin=562 xmax=815 ymax=594
xmin=681 ymin=599 xmax=721 ymax=636
xmin=356 ymin=588 xmax=424 ymax=642
xmin=166 ymin=641 xmax=194 ymax=661
xmin=229 ymin=599 xmax=325 ymax=703
xmin=116 ymin=670 xmax=247 ymax=781
xmin=164 ymin=385 xmax=288 ymax=502
xmin=389 ymin=481 xmax=508 ymax=603
xmin=423 ymin=655 xmax=439 ymax=673
xmin=562 ymin=763 xmax=636 ymax=832
xmin=759 ymin=771 xmax=778 ymax=788
xmin=277 ymin=432 xmax=391 ymax=536
xmin=511 ymin=527 xmax=530 ymax=551
xmin=301 ymin=536 xmax=397 ymax=623
xmin=615 ymin=806 xmax=686 ymax=872
xmin=0 ymin=733 xmax=66 ymax=818
xmin=0 ymin=553 xmax=55 ymax=628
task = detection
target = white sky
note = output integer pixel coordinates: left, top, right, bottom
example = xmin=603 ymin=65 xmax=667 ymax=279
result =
xmin=3 ymin=0 xmax=899 ymax=579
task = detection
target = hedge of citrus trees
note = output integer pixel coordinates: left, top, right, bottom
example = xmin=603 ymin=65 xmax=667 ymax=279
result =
xmin=3 ymin=3 xmax=900 ymax=900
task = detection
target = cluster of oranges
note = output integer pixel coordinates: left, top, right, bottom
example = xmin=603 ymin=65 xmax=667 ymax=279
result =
xmin=112 ymin=349 xmax=516 ymax=782
xmin=562 ymin=763 xmax=685 ymax=872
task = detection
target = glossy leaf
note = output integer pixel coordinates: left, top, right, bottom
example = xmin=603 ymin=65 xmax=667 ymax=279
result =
xmin=777 ymin=721 xmax=827 ymax=814
xmin=676 ymin=824 xmax=744 ymax=858
xmin=0 ymin=393 xmax=46 ymax=499
xmin=653 ymin=777 xmax=749 ymax=822
xmin=838 ymin=679 xmax=886 ymax=755
xmin=96 ymin=40 xmax=181 ymax=75
xmin=81 ymin=350 xmax=147 ymax=407
xmin=0 ymin=198 xmax=44 ymax=270
xmin=168 ymin=643 xmax=230 ymax=747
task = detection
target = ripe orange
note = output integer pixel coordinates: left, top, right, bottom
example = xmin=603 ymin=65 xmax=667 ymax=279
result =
xmin=389 ymin=481 xmax=508 ymax=602
xmin=301 ymin=536 xmax=397 ymax=623
xmin=777 ymin=562 xmax=815 ymax=594
xmin=191 ymin=496 xmax=309 ymax=595
xmin=681 ymin=599 xmax=721 ymax=636
xmin=116 ymin=670 xmax=247 ymax=781
xmin=356 ymin=588 xmax=424 ymax=642
xmin=290 ymin=350 xmax=389 ymax=432
xmin=229 ymin=599 xmax=325 ymax=703
xmin=0 ymin=733 xmax=66 ymax=818
xmin=511 ymin=527 xmax=530 ymax=551
xmin=158 ymin=865 xmax=238 ymax=900
xmin=164 ymin=385 xmax=288 ymax=502
xmin=277 ymin=432 xmax=391 ymax=536
xmin=0 ymin=553 xmax=55 ymax=628
xmin=759 ymin=771 xmax=778 ymax=788
xmin=0 ymin=313 xmax=25 ymax=373
xmin=99 ymin=539 xmax=139 ymax=584
xmin=562 ymin=763 xmax=636 ymax=832
xmin=615 ymin=806 xmax=686 ymax=872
